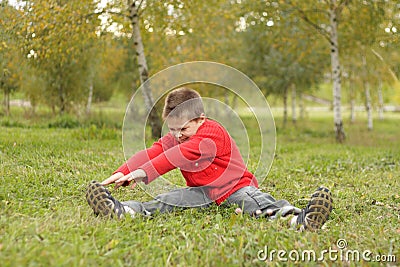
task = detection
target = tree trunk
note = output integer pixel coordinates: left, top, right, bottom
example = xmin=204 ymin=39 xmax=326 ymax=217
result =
xmin=129 ymin=0 xmax=162 ymax=138
xmin=58 ymin=84 xmax=65 ymax=115
xmin=283 ymin=88 xmax=288 ymax=127
xmin=350 ymin=99 xmax=355 ymax=123
xmin=349 ymin=79 xmax=356 ymax=123
xmin=291 ymin=84 xmax=296 ymax=124
xmin=232 ymin=94 xmax=238 ymax=110
xmin=365 ymin=85 xmax=373 ymax=130
xmin=224 ymin=92 xmax=238 ymax=118
xmin=362 ymin=54 xmax=373 ymax=130
xmin=299 ymin=93 xmax=305 ymax=119
xmin=4 ymin=89 xmax=10 ymax=116
xmin=378 ymin=79 xmax=384 ymax=120
xmin=224 ymin=90 xmax=230 ymax=117
xmin=329 ymin=1 xmax=345 ymax=142
xmin=86 ymin=82 xmax=93 ymax=116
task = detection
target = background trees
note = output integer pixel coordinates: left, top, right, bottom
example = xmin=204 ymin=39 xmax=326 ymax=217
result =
xmin=239 ymin=2 xmax=328 ymax=126
xmin=0 ymin=0 xmax=399 ymax=139
xmin=0 ymin=1 xmax=24 ymax=115
xmin=19 ymin=0 xmax=100 ymax=114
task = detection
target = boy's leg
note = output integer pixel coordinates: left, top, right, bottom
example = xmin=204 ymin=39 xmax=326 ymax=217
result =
xmin=225 ymin=186 xmax=333 ymax=231
xmin=86 ymin=181 xmax=212 ymax=218
xmin=224 ymin=186 xmax=301 ymax=218
xmin=123 ymin=186 xmax=212 ymax=215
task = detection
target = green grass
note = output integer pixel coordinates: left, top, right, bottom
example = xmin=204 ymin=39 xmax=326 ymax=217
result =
xmin=1 ymin=111 xmax=399 ymax=266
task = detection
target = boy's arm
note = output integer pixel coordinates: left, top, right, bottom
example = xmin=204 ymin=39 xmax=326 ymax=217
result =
xmin=139 ymin=135 xmax=218 ymax=184
xmin=103 ymin=134 xmax=176 ymax=187
xmin=113 ymin=134 xmax=177 ymax=176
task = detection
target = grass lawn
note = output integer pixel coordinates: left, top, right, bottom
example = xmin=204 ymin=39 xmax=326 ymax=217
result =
xmin=0 ymin=111 xmax=399 ymax=266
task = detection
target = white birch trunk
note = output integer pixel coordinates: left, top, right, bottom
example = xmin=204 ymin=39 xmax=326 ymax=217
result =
xmin=129 ymin=1 xmax=152 ymax=110
xmin=128 ymin=0 xmax=161 ymax=138
xmin=378 ymin=79 xmax=384 ymax=120
xmin=283 ymin=88 xmax=288 ymax=126
xmin=362 ymin=54 xmax=373 ymax=130
xmin=350 ymin=99 xmax=355 ymax=123
xmin=4 ymin=89 xmax=10 ymax=116
xmin=232 ymin=94 xmax=238 ymax=110
xmin=299 ymin=93 xmax=305 ymax=119
xmin=349 ymin=79 xmax=356 ymax=123
xmin=329 ymin=1 xmax=345 ymax=142
xmin=224 ymin=90 xmax=230 ymax=116
xmin=86 ymin=83 xmax=93 ymax=115
xmin=291 ymin=84 xmax=297 ymax=123
xmin=365 ymin=84 xmax=373 ymax=130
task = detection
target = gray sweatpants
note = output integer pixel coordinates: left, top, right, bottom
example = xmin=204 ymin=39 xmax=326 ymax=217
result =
xmin=122 ymin=186 xmax=301 ymax=218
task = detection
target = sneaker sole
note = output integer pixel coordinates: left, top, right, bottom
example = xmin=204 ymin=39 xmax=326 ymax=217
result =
xmin=303 ymin=186 xmax=333 ymax=231
xmin=85 ymin=180 xmax=122 ymax=219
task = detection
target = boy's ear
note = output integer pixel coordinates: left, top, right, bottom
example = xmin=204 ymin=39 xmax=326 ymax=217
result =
xmin=199 ymin=113 xmax=206 ymax=123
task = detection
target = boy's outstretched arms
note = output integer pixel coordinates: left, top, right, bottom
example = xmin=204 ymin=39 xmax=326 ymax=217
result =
xmin=101 ymin=169 xmax=147 ymax=190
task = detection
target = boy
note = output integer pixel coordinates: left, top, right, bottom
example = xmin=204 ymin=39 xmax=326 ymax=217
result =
xmin=86 ymin=87 xmax=332 ymax=231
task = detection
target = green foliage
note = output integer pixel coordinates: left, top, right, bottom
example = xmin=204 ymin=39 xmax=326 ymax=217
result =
xmin=72 ymin=125 xmax=119 ymax=141
xmin=47 ymin=115 xmax=81 ymax=128
xmin=0 ymin=118 xmax=25 ymax=128
xmin=0 ymin=105 xmax=124 ymax=129
xmin=0 ymin=2 xmax=25 ymax=114
xmin=1 ymin=113 xmax=399 ymax=266
xmin=239 ymin=1 xmax=329 ymax=98
xmin=19 ymin=0 xmax=100 ymax=113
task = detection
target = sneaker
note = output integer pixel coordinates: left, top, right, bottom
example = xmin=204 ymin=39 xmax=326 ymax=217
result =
xmin=296 ymin=186 xmax=333 ymax=231
xmin=86 ymin=180 xmax=126 ymax=219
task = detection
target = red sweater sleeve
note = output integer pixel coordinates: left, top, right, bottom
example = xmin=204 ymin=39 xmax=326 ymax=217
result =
xmin=139 ymin=135 xmax=218 ymax=184
xmin=113 ymin=134 xmax=177 ymax=176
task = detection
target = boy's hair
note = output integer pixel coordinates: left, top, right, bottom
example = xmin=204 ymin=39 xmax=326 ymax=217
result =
xmin=162 ymin=87 xmax=204 ymax=120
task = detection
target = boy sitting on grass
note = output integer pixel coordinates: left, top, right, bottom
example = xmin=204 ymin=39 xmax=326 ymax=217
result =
xmin=86 ymin=87 xmax=332 ymax=231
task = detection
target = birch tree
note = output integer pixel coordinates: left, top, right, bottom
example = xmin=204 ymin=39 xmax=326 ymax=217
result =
xmin=286 ymin=0 xmax=398 ymax=139
xmin=361 ymin=53 xmax=373 ymax=130
xmin=239 ymin=4 xmax=327 ymax=126
xmin=127 ymin=0 xmax=162 ymax=138
xmin=346 ymin=1 xmax=394 ymax=130
xmin=99 ymin=0 xmax=171 ymax=137
xmin=282 ymin=0 xmax=349 ymax=142
xmin=99 ymin=0 xmax=245 ymax=137
xmin=328 ymin=0 xmax=346 ymax=141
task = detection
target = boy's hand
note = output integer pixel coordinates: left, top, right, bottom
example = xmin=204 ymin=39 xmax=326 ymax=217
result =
xmin=101 ymin=172 xmax=124 ymax=186
xmin=114 ymin=169 xmax=147 ymax=190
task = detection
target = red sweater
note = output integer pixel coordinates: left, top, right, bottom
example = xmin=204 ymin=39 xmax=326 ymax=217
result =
xmin=114 ymin=119 xmax=258 ymax=205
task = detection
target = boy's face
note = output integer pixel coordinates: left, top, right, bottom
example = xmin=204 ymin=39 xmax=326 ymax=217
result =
xmin=167 ymin=114 xmax=205 ymax=143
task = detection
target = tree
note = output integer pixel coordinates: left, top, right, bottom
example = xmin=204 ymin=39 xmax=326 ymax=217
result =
xmin=283 ymin=0 xmax=399 ymax=139
xmin=20 ymin=0 xmax=99 ymax=114
xmin=344 ymin=1 xmax=396 ymax=129
xmin=238 ymin=2 xmax=327 ymax=126
xmin=0 ymin=1 xmax=24 ymax=116
xmin=86 ymin=35 xmax=130 ymax=115
xmin=98 ymin=0 xmax=168 ymax=138
xmin=277 ymin=0 xmax=349 ymax=141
